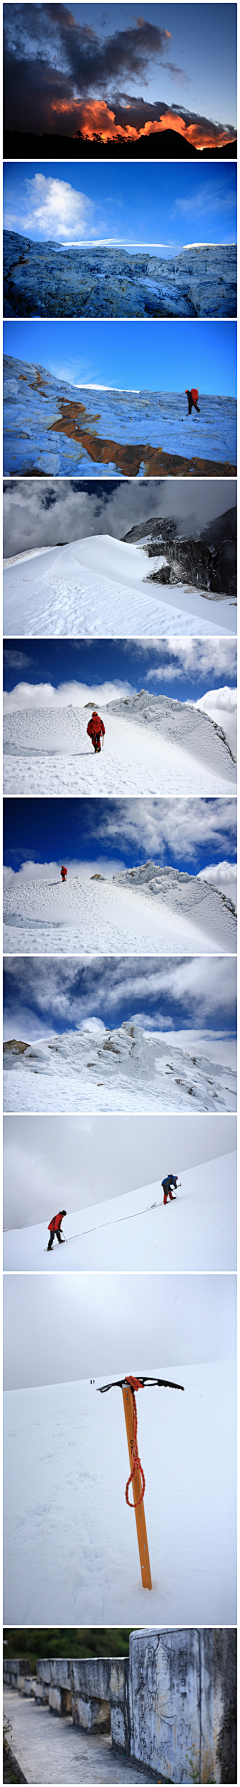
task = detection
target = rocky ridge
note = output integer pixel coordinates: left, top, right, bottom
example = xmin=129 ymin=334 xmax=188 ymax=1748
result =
xmin=3 ymin=232 xmax=237 ymax=318
xmin=3 ymin=356 xmax=237 ymax=478
xmin=123 ymin=508 xmax=237 ymax=597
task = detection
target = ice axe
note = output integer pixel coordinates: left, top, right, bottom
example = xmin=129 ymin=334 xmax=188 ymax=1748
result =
xmin=98 ymin=1373 xmax=184 ymax=1590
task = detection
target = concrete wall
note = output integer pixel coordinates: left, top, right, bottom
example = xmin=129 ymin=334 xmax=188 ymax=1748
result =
xmin=4 ymin=1631 xmax=236 ymax=1781
xmin=3 ymin=1656 xmax=129 ymax=1752
xmin=128 ymin=1629 xmax=237 ymax=1783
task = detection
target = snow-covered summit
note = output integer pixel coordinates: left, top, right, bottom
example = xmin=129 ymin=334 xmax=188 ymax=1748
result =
xmin=3 ymin=528 xmax=235 ymax=639
xmin=3 ymin=1022 xmax=237 ymax=1114
xmin=106 ymin=688 xmax=236 ymax=768
xmin=3 ymin=861 xmax=237 ymax=957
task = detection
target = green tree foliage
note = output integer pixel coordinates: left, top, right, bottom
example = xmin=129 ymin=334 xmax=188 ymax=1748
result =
xmin=3 ymin=1629 xmax=133 ymax=1664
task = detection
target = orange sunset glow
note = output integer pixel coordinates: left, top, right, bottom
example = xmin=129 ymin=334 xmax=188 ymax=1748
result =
xmin=50 ymin=97 xmax=235 ymax=150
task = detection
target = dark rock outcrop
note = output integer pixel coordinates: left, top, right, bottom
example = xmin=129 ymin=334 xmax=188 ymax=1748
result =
xmin=123 ymin=507 xmax=237 ymax=597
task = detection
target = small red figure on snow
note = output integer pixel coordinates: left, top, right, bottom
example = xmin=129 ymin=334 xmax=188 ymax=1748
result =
xmin=61 ymin=865 xmax=67 ymax=881
xmin=87 ymin=710 xmax=105 ymax=754
xmin=185 ymin=387 xmax=200 ymax=414
xmin=47 ymin=1210 xmax=67 ymax=1249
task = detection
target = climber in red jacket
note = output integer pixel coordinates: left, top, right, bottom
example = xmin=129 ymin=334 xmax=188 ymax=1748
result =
xmin=60 ymin=865 xmax=67 ymax=882
xmin=87 ymin=710 xmax=105 ymax=754
xmin=47 ymin=1210 xmax=67 ymax=1250
xmin=185 ymin=387 xmax=200 ymax=414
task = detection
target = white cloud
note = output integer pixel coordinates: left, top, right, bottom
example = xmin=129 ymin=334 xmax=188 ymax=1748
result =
xmin=6 ymin=174 xmax=95 ymax=243
xmin=77 ymin=1017 xmax=106 ymax=1036
xmin=198 ymin=861 xmax=237 ymax=907
xmin=3 ymin=679 xmax=134 ymax=713
xmin=3 ymin=955 xmax=236 ymax=1050
xmin=91 ymin=796 xmax=236 ymax=865
xmin=148 ymin=644 xmax=237 ymax=683
xmin=173 ymin=183 xmax=236 ymax=220
xmin=3 ymin=858 xmax=126 ymax=889
xmin=195 ymin=687 xmax=237 ymax=757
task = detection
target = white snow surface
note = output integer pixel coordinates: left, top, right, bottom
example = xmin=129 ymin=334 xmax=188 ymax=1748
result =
xmin=3 ymin=1150 xmax=236 ymax=1274
xmin=3 ymin=535 xmax=235 ymax=637
xmin=3 ymin=688 xmax=237 ymax=799
xmin=3 ymin=1023 xmax=237 ymax=1114
xmin=4 ymin=1361 xmax=236 ymax=1624
xmin=3 ymin=861 xmax=237 ymax=957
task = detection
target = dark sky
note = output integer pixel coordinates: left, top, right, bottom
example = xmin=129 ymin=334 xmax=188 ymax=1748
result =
xmin=3 ymin=476 xmax=237 ymax=558
xmin=3 ymin=3 xmax=237 ymax=145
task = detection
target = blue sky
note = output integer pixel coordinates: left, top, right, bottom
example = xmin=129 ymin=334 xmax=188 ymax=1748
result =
xmin=3 ymin=637 xmax=237 ymax=706
xmin=4 ymin=4 xmax=237 ymax=144
xmin=3 ymin=161 xmax=237 ymax=248
xmin=3 ymin=953 xmax=237 ymax=1042
xmin=4 ymin=317 xmax=237 ymax=395
xmin=3 ymin=796 xmax=237 ymax=881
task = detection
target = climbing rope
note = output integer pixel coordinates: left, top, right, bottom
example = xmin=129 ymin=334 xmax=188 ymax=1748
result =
xmin=124 ymin=1376 xmax=145 ymax=1508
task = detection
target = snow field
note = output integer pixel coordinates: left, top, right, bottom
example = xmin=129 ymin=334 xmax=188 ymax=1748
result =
xmin=3 ymin=864 xmax=237 ymax=957
xmin=3 ymin=1024 xmax=237 ymax=1114
xmin=3 ymin=690 xmax=237 ymax=798
xmin=3 ymin=1150 xmax=236 ymax=1274
xmin=4 ymin=1362 xmax=236 ymax=1624
xmin=3 ymin=536 xmax=236 ymax=637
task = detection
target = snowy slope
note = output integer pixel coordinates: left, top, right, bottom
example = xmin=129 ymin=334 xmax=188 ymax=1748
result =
xmin=3 ymin=689 xmax=237 ymax=799
xmin=3 ymin=1150 xmax=236 ymax=1273
xmin=3 ymin=535 xmax=236 ymax=637
xmin=3 ymin=1023 xmax=237 ymax=1114
xmin=3 ymin=863 xmax=237 ymax=957
xmin=4 ymin=1362 xmax=236 ymax=1623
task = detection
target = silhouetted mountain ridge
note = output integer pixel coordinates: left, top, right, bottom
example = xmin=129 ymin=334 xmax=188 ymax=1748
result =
xmin=3 ymin=128 xmax=237 ymax=161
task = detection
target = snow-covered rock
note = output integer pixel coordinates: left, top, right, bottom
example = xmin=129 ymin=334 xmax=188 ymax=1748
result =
xmin=3 ymin=233 xmax=237 ymax=318
xmin=4 ymin=1149 xmax=237 ymax=1273
xmin=3 ymin=1022 xmax=237 ymax=1113
xmin=4 ymin=1361 xmax=236 ymax=1623
xmin=3 ymin=862 xmax=237 ymax=957
xmin=3 ymin=533 xmax=236 ymax=638
xmin=3 ymin=355 xmax=237 ymax=478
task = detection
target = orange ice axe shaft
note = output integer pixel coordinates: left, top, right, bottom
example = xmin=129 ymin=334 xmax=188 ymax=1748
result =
xmin=122 ymin=1385 xmax=152 ymax=1589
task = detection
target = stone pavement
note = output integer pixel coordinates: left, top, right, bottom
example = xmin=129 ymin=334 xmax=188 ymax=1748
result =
xmin=4 ymin=1689 xmax=160 ymax=1784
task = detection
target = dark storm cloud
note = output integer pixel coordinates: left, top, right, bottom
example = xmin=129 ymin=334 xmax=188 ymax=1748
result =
xmin=170 ymin=102 xmax=236 ymax=143
xmin=3 ymin=477 xmax=237 ymax=560
xmin=4 ymin=4 xmax=236 ymax=142
xmin=4 ymin=4 xmax=181 ymax=129
xmin=111 ymin=96 xmax=236 ymax=141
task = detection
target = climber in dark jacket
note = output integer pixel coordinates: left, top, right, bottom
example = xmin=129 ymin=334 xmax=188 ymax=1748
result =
xmin=161 ymin=1175 xmax=178 ymax=1205
xmin=185 ymin=387 xmax=200 ymax=414
xmin=47 ymin=1211 xmax=67 ymax=1249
